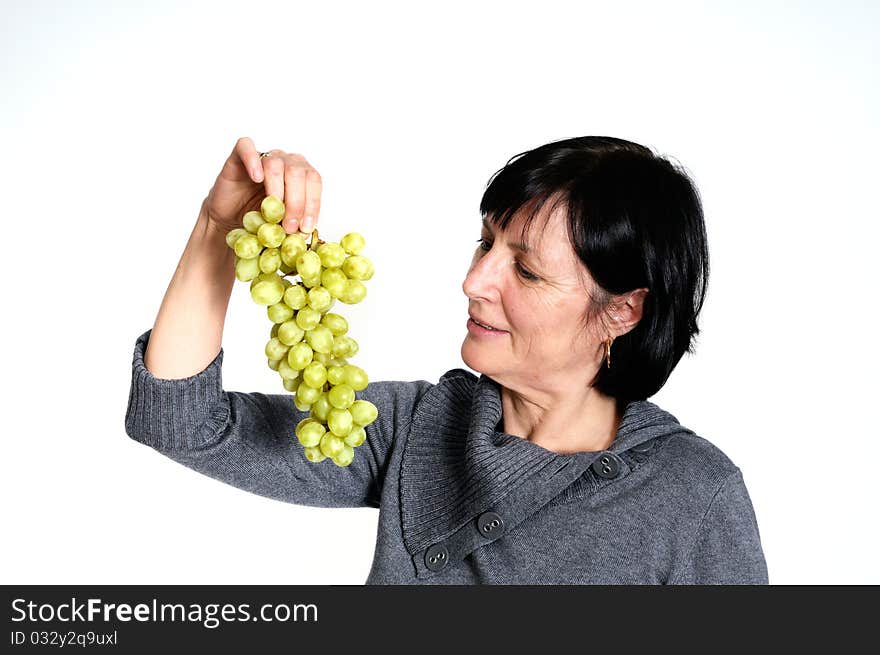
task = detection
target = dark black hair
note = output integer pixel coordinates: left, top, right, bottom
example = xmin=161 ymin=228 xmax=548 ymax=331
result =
xmin=479 ymin=136 xmax=709 ymax=402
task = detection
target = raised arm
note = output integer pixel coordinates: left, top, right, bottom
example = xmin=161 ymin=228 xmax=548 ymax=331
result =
xmin=143 ymin=137 xmax=320 ymax=379
xmin=126 ymin=329 xmax=432 ymax=508
xmin=126 ymin=137 xmax=429 ymax=508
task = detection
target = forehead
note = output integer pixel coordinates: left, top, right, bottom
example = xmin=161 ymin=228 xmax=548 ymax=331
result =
xmin=484 ymin=202 xmax=576 ymax=271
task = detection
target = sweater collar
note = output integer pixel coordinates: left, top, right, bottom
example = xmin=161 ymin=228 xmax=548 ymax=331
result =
xmin=399 ymin=370 xmax=690 ymax=557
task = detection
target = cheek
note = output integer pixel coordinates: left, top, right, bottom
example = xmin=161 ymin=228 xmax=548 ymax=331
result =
xmin=518 ymin=297 xmax=584 ymax=341
xmin=506 ymin=295 xmax=550 ymax=333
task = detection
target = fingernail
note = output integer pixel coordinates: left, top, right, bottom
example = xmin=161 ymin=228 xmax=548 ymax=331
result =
xmin=285 ymin=219 xmax=298 ymax=233
xmin=301 ymin=216 xmax=314 ymax=232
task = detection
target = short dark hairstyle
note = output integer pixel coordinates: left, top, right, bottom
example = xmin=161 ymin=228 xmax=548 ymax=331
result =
xmin=479 ymin=136 xmax=709 ymax=402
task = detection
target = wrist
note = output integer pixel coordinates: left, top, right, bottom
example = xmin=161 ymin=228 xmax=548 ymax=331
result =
xmin=196 ymin=204 xmax=229 ymax=245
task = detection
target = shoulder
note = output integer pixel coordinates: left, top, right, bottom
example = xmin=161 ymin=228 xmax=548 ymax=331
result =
xmin=404 ymin=367 xmax=479 ymax=419
xmin=359 ymin=368 xmax=477 ymax=420
xmin=650 ymin=419 xmax=744 ymax=501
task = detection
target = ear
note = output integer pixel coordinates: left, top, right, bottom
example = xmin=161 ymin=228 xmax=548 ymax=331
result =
xmin=610 ymin=288 xmax=649 ymax=337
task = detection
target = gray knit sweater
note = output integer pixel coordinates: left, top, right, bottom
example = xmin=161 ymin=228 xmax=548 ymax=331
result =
xmin=125 ymin=329 xmax=768 ymax=584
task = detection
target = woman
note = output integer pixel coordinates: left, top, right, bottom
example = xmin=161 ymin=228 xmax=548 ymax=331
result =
xmin=125 ymin=136 xmax=769 ymax=584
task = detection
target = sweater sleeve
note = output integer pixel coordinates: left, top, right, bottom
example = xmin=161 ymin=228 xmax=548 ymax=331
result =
xmin=667 ymin=468 xmax=769 ymax=585
xmin=124 ymin=329 xmax=433 ymax=509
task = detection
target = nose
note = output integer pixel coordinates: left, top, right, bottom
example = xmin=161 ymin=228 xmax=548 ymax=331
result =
xmin=462 ymin=249 xmax=503 ymax=301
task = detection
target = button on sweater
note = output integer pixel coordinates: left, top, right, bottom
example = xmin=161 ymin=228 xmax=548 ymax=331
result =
xmin=125 ymin=329 xmax=769 ymax=584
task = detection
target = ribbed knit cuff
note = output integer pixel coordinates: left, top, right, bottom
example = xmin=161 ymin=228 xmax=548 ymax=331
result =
xmin=124 ymin=329 xmax=229 ymax=451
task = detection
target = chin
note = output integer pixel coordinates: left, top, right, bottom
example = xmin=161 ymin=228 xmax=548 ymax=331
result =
xmin=460 ymin=340 xmax=490 ymax=376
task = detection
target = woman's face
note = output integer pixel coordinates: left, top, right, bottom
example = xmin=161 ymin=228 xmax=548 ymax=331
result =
xmin=461 ymin=204 xmax=606 ymax=389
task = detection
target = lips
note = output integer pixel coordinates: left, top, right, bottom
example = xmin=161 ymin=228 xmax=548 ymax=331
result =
xmin=470 ymin=315 xmax=505 ymax=331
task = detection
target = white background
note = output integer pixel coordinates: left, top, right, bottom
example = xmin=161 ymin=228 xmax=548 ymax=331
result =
xmin=1 ymin=0 xmax=877 ymax=585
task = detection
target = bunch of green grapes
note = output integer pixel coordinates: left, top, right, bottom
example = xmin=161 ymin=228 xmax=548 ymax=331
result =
xmin=225 ymin=195 xmax=378 ymax=467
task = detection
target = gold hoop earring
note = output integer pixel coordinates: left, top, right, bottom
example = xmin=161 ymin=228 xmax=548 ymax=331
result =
xmin=605 ymin=337 xmax=614 ymax=369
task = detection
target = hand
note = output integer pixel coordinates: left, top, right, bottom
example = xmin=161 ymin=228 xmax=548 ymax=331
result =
xmin=202 ymin=136 xmax=323 ymax=236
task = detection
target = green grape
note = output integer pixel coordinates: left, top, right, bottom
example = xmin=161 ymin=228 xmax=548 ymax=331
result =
xmin=250 ymin=273 xmax=285 ymax=305
xmin=278 ymin=359 xmax=301 ymax=381
xmin=280 ymin=233 xmax=308 ymax=267
xmin=350 ymin=399 xmax=378 ymax=426
xmin=259 ymin=247 xmax=282 ymax=274
xmin=321 ymin=267 xmax=348 ymax=298
xmin=342 ymin=364 xmax=369 ymax=391
xmin=295 ymin=307 xmax=321 ymax=331
xmin=342 ymin=255 xmax=374 ymax=281
xmin=304 ymin=445 xmax=326 ymax=462
xmin=317 ymin=242 xmax=347 ymax=268
xmin=283 ymin=285 xmax=308 ymax=310
xmin=287 ymin=342 xmax=314 ymax=370
xmin=296 ymin=383 xmax=321 ymax=405
xmin=344 ymin=336 xmax=359 ymax=357
xmin=340 ymin=279 xmax=367 ymax=304
xmin=305 ymin=325 xmax=334 ymax=354
xmin=332 ymin=445 xmax=355 ymax=467
xmin=307 ymin=286 xmax=333 ymax=312
xmin=321 ymin=266 xmax=346 ymax=285
xmin=327 ymin=408 xmax=353 ymax=437
xmin=302 ymin=361 xmax=328 ymax=389
xmin=301 ymin=273 xmax=322 ymax=289
xmin=265 ymin=337 xmax=289 ymax=360
xmin=340 ymin=232 xmax=366 ymax=255
xmin=234 ymin=233 xmax=261 ymax=259
xmin=344 ymin=426 xmax=366 ymax=447
xmin=331 ymin=335 xmax=358 ymax=358
xmin=327 ymin=365 xmax=345 ymax=386
xmin=261 ymin=195 xmax=285 ymax=223
xmin=278 ymin=320 xmax=306 ymax=346
xmin=311 ymin=393 xmax=332 ymax=422
xmin=321 ymin=313 xmax=349 ymax=336
xmin=235 ymin=256 xmax=261 ymax=281
xmin=296 ymin=250 xmax=322 ymax=278
xmin=230 ymin=199 xmax=376 ymax=467
xmin=328 ymin=384 xmax=355 ymax=410
xmin=319 ymin=432 xmax=345 ymax=458
xmin=242 ymin=210 xmax=266 ymax=234
xmin=296 ymin=418 xmax=324 ymax=447
xmin=267 ymin=302 xmax=294 ymax=324
xmin=225 ymin=227 xmax=249 ymax=249
xmin=257 ymin=223 xmax=286 ymax=248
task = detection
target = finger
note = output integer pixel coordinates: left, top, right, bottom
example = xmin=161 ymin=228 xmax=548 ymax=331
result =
xmin=299 ymin=168 xmax=323 ymax=233
xmin=282 ymin=160 xmax=307 ymax=233
xmin=262 ymin=152 xmax=285 ymax=207
xmin=234 ymin=136 xmax=263 ymax=183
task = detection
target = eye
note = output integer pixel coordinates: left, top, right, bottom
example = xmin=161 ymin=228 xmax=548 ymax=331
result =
xmin=516 ymin=263 xmax=538 ymax=281
xmin=475 ymin=238 xmax=538 ymax=280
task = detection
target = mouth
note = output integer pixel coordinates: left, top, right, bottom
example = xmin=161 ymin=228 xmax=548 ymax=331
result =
xmin=468 ymin=315 xmax=508 ymax=333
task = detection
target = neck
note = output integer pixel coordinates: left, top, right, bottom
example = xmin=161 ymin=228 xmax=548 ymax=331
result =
xmin=499 ymin=380 xmax=621 ymax=454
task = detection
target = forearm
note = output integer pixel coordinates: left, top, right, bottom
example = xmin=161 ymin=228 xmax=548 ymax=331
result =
xmin=144 ymin=204 xmax=235 ymax=379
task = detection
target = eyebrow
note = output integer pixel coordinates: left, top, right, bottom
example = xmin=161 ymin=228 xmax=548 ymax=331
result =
xmin=481 ymin=217 xmax=533 ymax=254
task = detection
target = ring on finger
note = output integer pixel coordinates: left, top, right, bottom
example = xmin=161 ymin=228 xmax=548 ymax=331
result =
xmin=259 ymin=151 xmax=272 ymax=159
